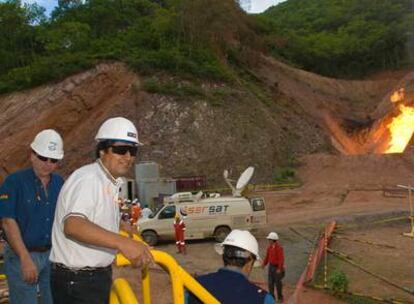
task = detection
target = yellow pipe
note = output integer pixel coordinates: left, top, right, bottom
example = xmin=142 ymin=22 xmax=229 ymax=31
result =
xmin=110 ymin=278 xmax=139 ymax=304
xmin=142 ymin=267 xmax=151 ymax=304
xmin=116 ymin=250 xmax=219 ymax=304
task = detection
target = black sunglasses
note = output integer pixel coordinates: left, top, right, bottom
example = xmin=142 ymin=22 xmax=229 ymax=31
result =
xmin=34 ymin=152 xmax=59 ymax=164
xmin=110 ymin=145 xmax=138 ymax=156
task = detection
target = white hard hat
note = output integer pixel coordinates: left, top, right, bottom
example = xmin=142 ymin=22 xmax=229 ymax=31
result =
xmin=30 ymin=129 xmax=64 ymax=160
xmin=266 ymin=232 xmax=279 ymax=240
xmin=95 ymin=117 xmax=142 ymax=145
xmin=215 ymin=229 xmax=261 ymax=266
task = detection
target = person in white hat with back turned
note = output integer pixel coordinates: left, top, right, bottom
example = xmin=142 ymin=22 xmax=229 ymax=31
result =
xmin=0 ymin=129 xmax=65 ymax=304
xmin=262 ymin=232 xmax=285 ymax=303
xmin=187 ymin=229 xmax=275 ymax=304
xmin=50 ymin=117 xmax=153 ymax=304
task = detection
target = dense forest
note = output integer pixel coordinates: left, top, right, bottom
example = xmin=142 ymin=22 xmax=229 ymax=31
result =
xmin=0 ymin=0 xmax=262 ymax=93
xmin=258 ymin=0 xmax=414 ymax=77
xmin=0 ymin=0 xmax=413 ymax=94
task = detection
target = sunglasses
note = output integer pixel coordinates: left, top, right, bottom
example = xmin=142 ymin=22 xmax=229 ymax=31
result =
xmin=110 ymin=145 xmax=138 ymax=157
xmin=34 ymin=153 xmax=59 ymax=164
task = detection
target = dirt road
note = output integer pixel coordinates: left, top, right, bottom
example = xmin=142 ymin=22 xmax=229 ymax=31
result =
xmin=115 ymin=174 xmax=413 ymax=303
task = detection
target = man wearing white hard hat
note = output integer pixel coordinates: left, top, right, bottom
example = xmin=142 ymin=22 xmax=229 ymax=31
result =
xmin=262 ymin=232 xmax=285 ymax=303
xmin=0 ymin=129 xmax=64 ymax=304
xmin=50 ymin=117 xmax=153 ymax=304
xmin=188 ymin=229 xmax=275 ymax=304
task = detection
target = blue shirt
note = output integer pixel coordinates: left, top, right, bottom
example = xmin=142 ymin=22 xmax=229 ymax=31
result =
xmin=0 ymin=168 xmax=64 ymax=248
xmin=187 ymin=267 xmax=275 ymax=304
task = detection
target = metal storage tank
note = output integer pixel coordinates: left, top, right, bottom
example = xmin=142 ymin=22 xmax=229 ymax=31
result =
xmin=135 ymin=161 xmax=160 ymax=180
xmin=137 ymin=179 xmax=176 ymax=209
xmin=135 ymin=162 xmax=176 ymax=208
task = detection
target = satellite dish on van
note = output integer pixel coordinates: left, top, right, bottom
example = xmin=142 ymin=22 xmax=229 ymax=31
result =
xmin=223 ymin=166 xmax=255 ymax=197
xmin=236 ymin=167 xmax=254 ymax=190
xmin=194 ymin=191 xmax=203 ymax=201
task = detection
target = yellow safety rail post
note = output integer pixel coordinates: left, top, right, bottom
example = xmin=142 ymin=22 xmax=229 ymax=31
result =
xmin=116 ymin=231 xmax=219 ymax=304
xmin=110 ymin=278 xmax=139 ymax=304
xmin=117 ymin=250 xmax=219 ymax=304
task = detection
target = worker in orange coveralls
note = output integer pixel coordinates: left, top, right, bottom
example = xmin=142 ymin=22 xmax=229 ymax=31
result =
xmin=173 ymin=212 xmax=186 ymax=254
xmin=130 ymin=200 xmax=141 ymax=226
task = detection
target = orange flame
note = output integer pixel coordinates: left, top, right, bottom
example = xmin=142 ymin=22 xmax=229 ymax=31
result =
xmin=385 ymin=104 xmax=414 ymax=153
xmin=390 ymin=88 xmax=404 ymax=103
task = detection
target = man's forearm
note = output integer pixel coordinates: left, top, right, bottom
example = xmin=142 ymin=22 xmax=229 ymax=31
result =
xmin=2 ymin=218 xmax=30 ymax=259
xmin=64 ymin=216 xmax=125 ymax=251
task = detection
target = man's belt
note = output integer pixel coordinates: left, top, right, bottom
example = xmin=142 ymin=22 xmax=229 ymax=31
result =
xmin=27 ymin=246 xmax=51 ymax=252
xmin=52 ymin=262 xmax=112 ymax=273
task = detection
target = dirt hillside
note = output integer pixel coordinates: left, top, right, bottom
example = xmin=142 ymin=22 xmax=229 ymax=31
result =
xmin=0 ymin=58 xmax=409 ymax=185
xmin=1 ymin=57 xmax=413 ymax=304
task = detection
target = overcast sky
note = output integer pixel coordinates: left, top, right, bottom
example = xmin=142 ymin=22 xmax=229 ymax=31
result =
xmin=22 ymin=0 xmax=287 ymax=15
xmin=251 ymin=0 xmax=286 ymax=13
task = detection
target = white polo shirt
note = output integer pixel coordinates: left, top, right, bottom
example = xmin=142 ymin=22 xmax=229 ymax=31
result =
xmin=50 ymin=160 xmax=122 ymax=268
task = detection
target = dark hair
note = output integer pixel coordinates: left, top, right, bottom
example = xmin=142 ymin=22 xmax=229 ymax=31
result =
xmin=222 ymin=245 xmax=254 ymax=268
xmin=95 ymin=140 xmax=113 ymax=159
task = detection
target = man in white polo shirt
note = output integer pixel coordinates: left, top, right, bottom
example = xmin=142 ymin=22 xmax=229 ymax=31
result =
xmin=50 ymin=117 xmax=153 ymax=304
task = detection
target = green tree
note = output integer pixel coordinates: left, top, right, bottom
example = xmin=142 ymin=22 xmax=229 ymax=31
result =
xmin=40 ymin=22 xmax=91 ymax=53
xmin=259 ymin=0 xmax=414 ymax=77
xmin=0 ymin=0 xmax=44 ymax=73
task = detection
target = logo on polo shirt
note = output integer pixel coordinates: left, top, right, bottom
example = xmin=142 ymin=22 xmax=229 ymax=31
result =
xmin=127 ymin=132 xmax=137 ymax=139
xmin=0 ymin=194 xmax=9 ymax=200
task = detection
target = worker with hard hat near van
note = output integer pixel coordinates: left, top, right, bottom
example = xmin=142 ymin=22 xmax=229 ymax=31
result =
xmin=50 ymin=117 xmax=153 ymax=304
xmin=187 ymin=229 xmax=275 ymax=304
xmin=130 ymin=199 xmax=141 ymax=226
xmin=262 ymin=232 xmax=285 ymax=303
xmin=174 ymin=212 xmax=186 ymax=254
xmin=0 ymin=129 xmax=64 ymax=304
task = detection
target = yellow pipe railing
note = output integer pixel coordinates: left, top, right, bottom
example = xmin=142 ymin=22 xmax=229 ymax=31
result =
xmin=114 ymin=231 xmax=219 ymax=304
xmin=110 ymin=278 xmax=139 ymax=304
xmin=116 ymin=250 xmax=219 ymax=304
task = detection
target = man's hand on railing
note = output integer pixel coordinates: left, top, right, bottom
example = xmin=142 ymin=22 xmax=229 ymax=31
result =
xmin=117 ymin=237 xmax=154 ymax=268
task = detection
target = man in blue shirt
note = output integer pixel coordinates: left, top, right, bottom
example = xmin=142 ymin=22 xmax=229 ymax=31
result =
xmin=0 ymin=129 xmax=64 ymax=304
xmin=188 ymin=229 xmax=275 ymax=304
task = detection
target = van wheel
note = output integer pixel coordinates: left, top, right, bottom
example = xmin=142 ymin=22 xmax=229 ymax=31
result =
xmin=214 ymin=226 xmax=231 ymax=243
xmin=142 ymin=231 xmax=158 ymax=246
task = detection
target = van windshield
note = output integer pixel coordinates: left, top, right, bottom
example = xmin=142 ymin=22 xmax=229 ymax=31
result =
xmin=158 ymin=205 xmax=176 ymax=219
xmin=151 ymin=205 xmax=164 ymax=218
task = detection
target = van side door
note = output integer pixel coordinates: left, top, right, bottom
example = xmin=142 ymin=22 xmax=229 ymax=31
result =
xmin=250 ymin=197 xmax=267 ymax=228
xmin=156 ymin=205 xmax=176 ymax=240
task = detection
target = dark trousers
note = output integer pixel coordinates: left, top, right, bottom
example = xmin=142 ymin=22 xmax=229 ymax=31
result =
xmin=268 ymin=264 xmax=284 ymax=301
xmin=51 ymin=263 xmax=112 ymax=304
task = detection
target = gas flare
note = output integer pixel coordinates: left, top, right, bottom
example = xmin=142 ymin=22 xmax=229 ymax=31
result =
xmin=385 ymin=103 xmax=414 ymax=153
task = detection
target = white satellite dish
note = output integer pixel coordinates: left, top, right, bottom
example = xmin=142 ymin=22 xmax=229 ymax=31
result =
xmin=194 ymin=190 xmax=203 ymax=201
xmin=236 ymin=167 xmax=254 ymax=191
xmin=223 ymin=166 xmax=255 ymax=197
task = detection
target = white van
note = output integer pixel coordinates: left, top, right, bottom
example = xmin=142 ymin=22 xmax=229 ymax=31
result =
xmin=138 ymin=193 xmax=266 ymax=246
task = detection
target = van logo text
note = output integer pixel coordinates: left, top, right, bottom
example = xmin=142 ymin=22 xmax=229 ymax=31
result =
xmin=183 ymin=205 xmax=230 ymax=215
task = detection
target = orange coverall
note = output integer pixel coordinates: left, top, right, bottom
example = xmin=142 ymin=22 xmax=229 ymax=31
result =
xmin=173 ymin=217 xmax=186 ymax=254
